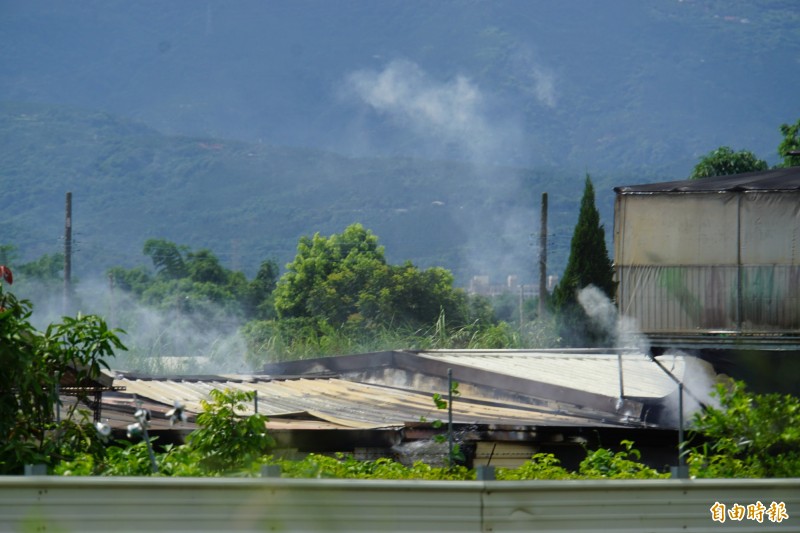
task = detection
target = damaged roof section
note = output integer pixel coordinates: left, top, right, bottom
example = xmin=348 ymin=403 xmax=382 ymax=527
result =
xmin=259 ymin=349 xmax=715 ymax=428
xmin=111 ymin=374 xmax=617 ymax=430
xmin=90 ymin=350 xmax=716 ymax=466
xmin=101 ymin=349 xmax=716 ymax=433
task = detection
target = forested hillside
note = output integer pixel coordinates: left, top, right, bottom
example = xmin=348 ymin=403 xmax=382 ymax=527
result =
xmin=1 ymin=101 xmax=616 ymax=284
xmin=2 ymin=1 xmax=797 ymax=171
xmin=2 ymin=0 xmax=798 ymax=284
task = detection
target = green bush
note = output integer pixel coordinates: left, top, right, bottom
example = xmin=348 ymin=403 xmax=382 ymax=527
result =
xmin=687 ymin=381 xmax=800 ymax=478
xmin=186 ymin=388 xmax=275 ymax=474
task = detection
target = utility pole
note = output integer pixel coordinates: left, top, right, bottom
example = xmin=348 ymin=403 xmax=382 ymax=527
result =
xmin=538 ymin=192 xmax=548 ymax=318
xmin=63 ymin=191 xmax=72 ymax=315
xmin=108 ymin=273 xmax=115 ymax=326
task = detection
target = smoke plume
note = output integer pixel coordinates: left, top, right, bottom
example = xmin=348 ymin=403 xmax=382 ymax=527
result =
xmin=342 ymin=59 xmax=522 ymax=164
xmin=577 ymin=284 xmax=719 ymax=427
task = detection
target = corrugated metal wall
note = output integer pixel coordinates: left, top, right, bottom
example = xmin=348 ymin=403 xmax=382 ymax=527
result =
xmin=2 ymin=477 xmax=798 ymax=532
xmin=615 ymin=191 xmax=800 ymax=335
xmin=617 ymin=265 xmax=800 ymax=333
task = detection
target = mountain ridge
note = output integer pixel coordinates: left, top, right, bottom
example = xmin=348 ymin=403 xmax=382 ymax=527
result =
xmin=2 ymin=1 xmax=797 ymax=171
xmin=2 ymin=101 xmax=621 ymax=285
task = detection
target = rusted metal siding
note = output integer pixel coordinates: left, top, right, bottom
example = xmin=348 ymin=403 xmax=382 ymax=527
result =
xmin=615 ymin=189 xmax=800 ymax=335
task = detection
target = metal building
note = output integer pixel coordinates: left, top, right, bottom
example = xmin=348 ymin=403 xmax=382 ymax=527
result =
xmin=614 ymin=166 xmax=800 ymax=347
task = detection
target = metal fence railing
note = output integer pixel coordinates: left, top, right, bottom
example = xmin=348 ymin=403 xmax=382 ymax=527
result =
xmin=2 ymin=476 xmax=799 ymax=532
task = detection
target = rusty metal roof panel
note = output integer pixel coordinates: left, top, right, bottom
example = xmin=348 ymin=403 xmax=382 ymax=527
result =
xmin=110 ymin=374 xmax=625 ymax=430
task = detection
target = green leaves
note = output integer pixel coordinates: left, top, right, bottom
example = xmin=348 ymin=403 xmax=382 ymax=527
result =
xmin=578 ymin=440 xmax=666 ymax=479
xmin=187 ymin=388 xmax=275 ymax=474
xmin=273 ymin=224 xmax=476 ymax=346
xmin=778 ymin=119 xmax=800 ymax=168
xmin=689 ymin=146 xmax=768 ymax=180
xmin=688 ymin=381 xmax=800 ymax=478
xmin=275 ymin=224 xmax=387 ymax=324
xmin=432 ymin=393 xmax=448 ymax=411
xmin=0 ymin=281 xmax=125 ymax=473
xmin=143 ymin=238 xmax=189 ymax=280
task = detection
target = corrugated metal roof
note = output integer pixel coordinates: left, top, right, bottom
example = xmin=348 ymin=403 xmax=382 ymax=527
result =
xmin=111 ymin=375 xmax=621 ymax=430
xmin=101 ymin=350 xmax=718 ymax=433
xmin=413 ymin=350 xmax=699 ymax=399
xmin=614 ymin=166 xmax=800 ymax=194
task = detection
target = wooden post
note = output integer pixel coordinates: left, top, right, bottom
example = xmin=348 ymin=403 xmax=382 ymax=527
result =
xmin=64 ymin=192 xmax=72 ymax=315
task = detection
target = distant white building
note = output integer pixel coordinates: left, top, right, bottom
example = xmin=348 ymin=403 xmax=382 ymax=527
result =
xmin=467 ymin=275 xmax=539 ymax=298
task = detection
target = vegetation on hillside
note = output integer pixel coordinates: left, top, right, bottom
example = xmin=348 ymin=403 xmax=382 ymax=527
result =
xmin=0 ymin=101 xmax=599 ymax=285
xmin=3 ymin=1 xmax=797 ymax=173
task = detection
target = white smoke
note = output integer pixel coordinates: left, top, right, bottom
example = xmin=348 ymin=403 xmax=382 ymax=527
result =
xmin=655 ymin=352 xmax=721 ymax=429
xmin=577 ymin=284 xmax=719 ymax=427
xmin=577 ymin=284 xmax=650 ymax=352
xmin=506 ymin=45 xmax=558 ymax=108
xmin=21 ymin=277 xmax=253 ymax=375
xmin=342 ymin=59 xmax=522 ymax=163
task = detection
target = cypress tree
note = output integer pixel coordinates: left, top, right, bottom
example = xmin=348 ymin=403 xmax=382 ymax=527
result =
xmin=551 ymin=174 xmax=615 ymax=345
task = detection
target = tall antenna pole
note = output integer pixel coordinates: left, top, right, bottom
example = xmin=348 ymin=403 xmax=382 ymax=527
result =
xmin=538 ymin=192 xmax=548 ymax=318
xmin=63 ymin=191 xmax=72 ymax=315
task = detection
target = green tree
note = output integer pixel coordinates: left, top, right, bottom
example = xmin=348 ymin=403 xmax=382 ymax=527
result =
xmin=186 ymin=388 xmax=274 ymax=473
xmin=186 ymin=249 xmax=227 ymax=285
xmin=0 ymin=267 xmax=126 ymax=473
xmin=274 ymin=224 xmax=472 ymax=330
xmin=246 ymin=259 xmax=280 ymax=320
xmin=367 ymin=262 xmax=470 ymax=329
xmin=689 ymin=146 xmax=768 ymax=179
xmin=551 ymin=175 xmax=615 ymax=346
xmin=687 ymin=381 xmax=800 ymax=478
xmin=111 ymin=240 xmax=259 ymax=319
xmin=142 ymin=238 xmax=188 ymax=279
xmin=107 ymin=265 xmax=152 ymax=295
xmin=275 ymin=223 xmax=387 ymax=325
xmin=778 ymin=118 xmax=800 ymax=168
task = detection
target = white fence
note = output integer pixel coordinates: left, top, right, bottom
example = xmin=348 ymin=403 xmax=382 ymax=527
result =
xmin=2 ymin=476 xmax=799 ymax=532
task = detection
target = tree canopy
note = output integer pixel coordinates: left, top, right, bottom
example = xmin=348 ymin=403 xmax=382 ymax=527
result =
xmin=689 ymin=146 xmax=768 ymax=179
xmin=109 ymin=239 xmax=275 ymax=320
xmin=274 ymin=223 xmax=471 ymax=330
xmin=778 ymin=118 xmax=800 ymax=168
